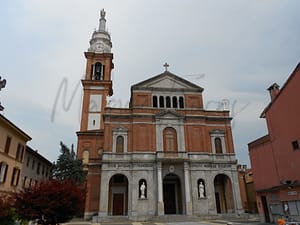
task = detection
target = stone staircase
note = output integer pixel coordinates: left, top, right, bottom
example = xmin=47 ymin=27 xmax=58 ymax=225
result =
xmin=62 ymin=213 xmax=261 ymax=225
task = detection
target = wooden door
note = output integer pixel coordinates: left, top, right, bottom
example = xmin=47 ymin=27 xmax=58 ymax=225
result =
xmin=215 ymin=192 xmax=221 ymax=213
xmin=164 ymin=183 xmax=176 ymax=214
xmin=112 ymin=193 xmax=124 ymax=215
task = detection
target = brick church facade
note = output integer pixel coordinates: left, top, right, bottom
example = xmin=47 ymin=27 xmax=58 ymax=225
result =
xmin=77 ymin=10 xmax=243 ymax=221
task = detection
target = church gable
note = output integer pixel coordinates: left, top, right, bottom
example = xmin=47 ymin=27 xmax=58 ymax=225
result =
xmin=132 ymin=71 xmax=203 ymax=92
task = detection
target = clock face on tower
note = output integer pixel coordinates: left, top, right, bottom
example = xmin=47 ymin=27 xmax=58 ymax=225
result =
xmin=96 ymin=42 xmax=104 ymax=51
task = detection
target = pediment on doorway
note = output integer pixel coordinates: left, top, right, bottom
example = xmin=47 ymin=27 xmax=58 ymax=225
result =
xmin=155 ymin=109 xmax=184 ymax=119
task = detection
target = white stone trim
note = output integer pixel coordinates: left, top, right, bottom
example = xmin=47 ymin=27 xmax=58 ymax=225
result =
xmin=155 ymin=118 xmax=185 ymax=152
xmin=210 ymin=130 xmax=226 ymax=154
xmin=112 ymin=127 xmax=128 ymax=153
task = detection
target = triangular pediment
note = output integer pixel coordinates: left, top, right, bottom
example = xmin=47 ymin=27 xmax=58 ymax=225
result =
xmin=132 ymin=71 xmax=203 ymax=92
xmin=155 ymin=109 xmax=184 ymax=119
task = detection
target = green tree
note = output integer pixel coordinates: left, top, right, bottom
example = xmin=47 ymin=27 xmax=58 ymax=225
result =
xmin=51 ymin=142 xmax=87 ymax=184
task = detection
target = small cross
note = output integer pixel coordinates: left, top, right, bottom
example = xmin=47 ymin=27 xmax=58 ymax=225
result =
xmin=163 ymin=63 xmax=169 ymax=72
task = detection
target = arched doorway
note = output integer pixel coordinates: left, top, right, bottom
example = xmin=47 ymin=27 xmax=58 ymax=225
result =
xmin=163 ymin=173 xmax=183 ymax=214
xmin=214 ymin=174 xmax=234 ymax=214
xmin=108 ymin=174 xmax=128 ymax=216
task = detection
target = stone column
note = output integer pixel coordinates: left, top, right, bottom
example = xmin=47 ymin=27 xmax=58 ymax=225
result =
xmin=157 ymin=162 xmax=164 ymax=215
xmin=231 ymin=169 xmax=244 ymax=215
xmin=184 ymin=162 xmax=192 ymax=215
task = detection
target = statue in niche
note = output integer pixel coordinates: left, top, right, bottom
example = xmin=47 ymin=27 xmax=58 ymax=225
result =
xmin=140 ymin=182 xmax=146 ymax=199
xmin=199 ymin=181 xmax=205 ymax=198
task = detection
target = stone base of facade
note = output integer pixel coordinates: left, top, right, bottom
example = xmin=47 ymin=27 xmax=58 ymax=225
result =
xmin=157 ymin=201 xmax=165 ymax=216
xmin=84 ymin=212 xmax=97 ymax=220
xmin=186 ymin=201 xmax=193 ymax=215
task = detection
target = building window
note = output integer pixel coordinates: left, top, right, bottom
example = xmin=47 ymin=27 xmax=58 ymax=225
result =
xmin=45 ymin=168 xmax=49 ymax=178
xmin=4 ymin=136 xmax=11 ymax=154
xmin=0 ymin=162 xmax=8 ymax=183
xmin=166 ymin=96 xmax=171 ymax=108
xmin=139 ymin=179 xmax=147 ymax=199
xmin=172 ymin=96 xmax=178 ymax=108
xmin=23 ymin=176 xmax=27 ymax=188
xmin=26 ymin=156 xmax=30 ymax=167
xmin=11 ymin=167 xmax=20 ymax=186
xmin=112 ymin=127 xmax=128 ymax=153
xmin=116 ymin=136 xmax=124 ymax=153
xmin=292 ymin=140 xmax=299 ymax=150
xmin=32 ymin=160 xmax=35 ymax=170
xmin=163 ymin=127 xmax=178 ymax=152
xmin=37 ymin=162 xmax=41 ymax=175
xmin=152 ymin=95 xmax=185 ymax=109
xmin=210 ymin=129 xmax=226 ymax=154
xmin=159 ymin=96 xmax=164 ymax=108
xmin=215 ymin=137 xmax=223 ymax=154
xmin=16 ymin=144 xmax=24 ymax=161
xmin=29 ymin=178 xmax=33 ymax=187
xmin=179 ymin=96 xmax=184 ymax=108
xmin=153 ymin=96 xmax=158 ymax=108
xmin=42 ymin=165 xmax=45 ymax=175
xmin=93 ymin=62 xmax=105 ymax=80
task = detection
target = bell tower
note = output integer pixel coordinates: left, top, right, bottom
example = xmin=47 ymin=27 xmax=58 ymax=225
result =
xmin=77 ymin=9 xmax=114 ymax=218
xmin=80 ymin=9 xmax=114 ymax=131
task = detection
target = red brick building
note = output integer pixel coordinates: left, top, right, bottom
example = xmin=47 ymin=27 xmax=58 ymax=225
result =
xmin=237 ymin=165 xmax=257 ymax=214
xmin=248 ymin=63 xmax=300 ymax=223
xmin=77 ymin=10 xmax=243 ymax=221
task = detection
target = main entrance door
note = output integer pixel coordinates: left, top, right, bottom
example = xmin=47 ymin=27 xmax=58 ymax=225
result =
xmin=163 ymin=173 xmax=182 ymax=214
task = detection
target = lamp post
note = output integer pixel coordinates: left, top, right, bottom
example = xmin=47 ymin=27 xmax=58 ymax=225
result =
xmin=0 ymin=76 xmax=7 ymax=111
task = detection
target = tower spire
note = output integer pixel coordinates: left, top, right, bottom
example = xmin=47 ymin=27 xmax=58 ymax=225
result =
xmin=88 ymin=9 xmax=112 ymax=53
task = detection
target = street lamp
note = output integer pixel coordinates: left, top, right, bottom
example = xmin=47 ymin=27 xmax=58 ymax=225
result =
xmin=0 ymin=76 xmax=7 ymax=111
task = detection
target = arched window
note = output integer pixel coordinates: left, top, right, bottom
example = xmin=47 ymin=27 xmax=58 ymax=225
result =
xmin=116 ymin=136 xmax=124 ymax=153
xmin=215 ymin=137 xmax=222 ymax=154
xmin=159 ymin=96 xmax=164 ymax=108
xmin=153 ymin=96 xmax=158 ymax=108
xmin=139 ymin=179 xmax=147 ymax=199
xmin=179 ymin=96 xmax=184 ymax=108
xmin=166 ymin=96 xmax=171 ymax=108
xmin=94 ymin=62 xmax=105 ymax=80
xmin=163 ymin=127 xmax=178 ymax=152
xmin=198 ymin=179 xmax=206 ymax=198
xmin=82 ymin=150 xmax=89 ymax=164
xmin=172 ymin=96 xmax=178 ymax=108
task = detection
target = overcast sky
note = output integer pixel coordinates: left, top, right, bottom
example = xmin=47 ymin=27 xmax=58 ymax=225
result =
xmin=0 ymin=0 xmax=299 ymax=165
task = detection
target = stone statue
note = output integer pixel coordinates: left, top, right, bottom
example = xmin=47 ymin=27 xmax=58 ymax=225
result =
xmin=199 ymin=181 xmax=205 ymax=198
xmin=140 ymin=182 xmax=146 ymax=199
xmin=100 ymin=9 xmax=106 ymax=19
xmin=106 ymin=95 xmax=112 ymax=107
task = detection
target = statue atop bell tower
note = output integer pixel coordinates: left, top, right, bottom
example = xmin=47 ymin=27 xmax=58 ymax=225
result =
xmin=88 ymin=9 xmax=112 ymax=53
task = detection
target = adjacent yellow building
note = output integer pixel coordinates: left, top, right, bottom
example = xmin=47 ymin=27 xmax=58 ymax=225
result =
xmin=0 ymin=113 xmax=31 ymax=195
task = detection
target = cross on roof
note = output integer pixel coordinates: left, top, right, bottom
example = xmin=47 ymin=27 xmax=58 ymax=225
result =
xmin=163 ymin=63 xmax=169 ymax=72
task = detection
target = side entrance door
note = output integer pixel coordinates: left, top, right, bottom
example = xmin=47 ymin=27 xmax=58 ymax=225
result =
xmin=112 ymin=193 xmax=124 ymax=215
